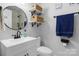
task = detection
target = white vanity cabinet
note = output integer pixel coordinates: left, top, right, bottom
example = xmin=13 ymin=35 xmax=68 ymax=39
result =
xmin=0 ymin=37 xmax=40 ymax=56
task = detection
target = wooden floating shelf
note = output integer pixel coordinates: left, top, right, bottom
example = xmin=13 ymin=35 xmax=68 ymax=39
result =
xmin=32 ymin=15 xmax=44 ymax=23
xmin=30 ymin=4 xmax=44 ymax=27
xmin=30 ymin=4 xmax=43 ymax=15
xmin=33 ymin=4 xmax=43 ymax=12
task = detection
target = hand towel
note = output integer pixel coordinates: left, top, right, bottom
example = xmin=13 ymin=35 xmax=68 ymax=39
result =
xmin=56 ymin=14 xmax=74 ymax=38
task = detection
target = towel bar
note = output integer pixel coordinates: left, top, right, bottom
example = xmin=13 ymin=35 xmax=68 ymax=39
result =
xmin=53 ymin=12 xmax=79 ymax=18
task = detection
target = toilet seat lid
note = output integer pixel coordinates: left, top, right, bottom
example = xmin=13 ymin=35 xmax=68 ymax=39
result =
xmin=37 ymin=46 xmax=52 ymax=54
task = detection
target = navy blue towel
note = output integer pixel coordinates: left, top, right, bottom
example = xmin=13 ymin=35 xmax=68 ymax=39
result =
xmin=56 ymin=14 xmax=74 ymax=38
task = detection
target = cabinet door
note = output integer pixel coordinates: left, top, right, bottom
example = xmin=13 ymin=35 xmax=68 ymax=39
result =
xmin=6 ymin=44 xmax=27 ymax=56
xmin=13 ymin=48 xmax=31 ymax=56
xmin=14 ymin=50 xmax=26 ymax=56
xmin=27 ymin=47 xmax=37 ymax=56
xmin=25 ymin=39 xmax=40 ymax=56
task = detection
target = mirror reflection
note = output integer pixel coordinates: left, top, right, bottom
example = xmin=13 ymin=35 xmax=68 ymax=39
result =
xmin=3 ymin=6 xmax=27 ymax=30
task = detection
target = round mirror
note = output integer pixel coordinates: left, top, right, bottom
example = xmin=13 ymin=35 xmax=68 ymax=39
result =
xmin=3 ymin=6 xmax=27 ymax=30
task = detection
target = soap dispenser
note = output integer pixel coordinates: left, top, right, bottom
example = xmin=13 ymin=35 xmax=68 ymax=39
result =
xmin=21 ymin=29 xmax=27 ymax=37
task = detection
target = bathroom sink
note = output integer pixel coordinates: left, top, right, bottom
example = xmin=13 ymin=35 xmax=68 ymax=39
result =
xmin=0 ymin=37 xmax=40 ymax=56
xmin=0 ymin=37 xmax=37 ymax=48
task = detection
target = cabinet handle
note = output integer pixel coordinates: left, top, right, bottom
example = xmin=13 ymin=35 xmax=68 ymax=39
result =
xmin=24 ymin=54 xmax=26 ymax=56
xmin=24 ymin=53 xmax=29 ymax=56
xmin=27 ymin=53 xmax=29 ymax=56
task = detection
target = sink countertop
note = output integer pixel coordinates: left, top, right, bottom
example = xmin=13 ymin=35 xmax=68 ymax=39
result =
xmin=0 ymin=37 xmax=37 ymax=48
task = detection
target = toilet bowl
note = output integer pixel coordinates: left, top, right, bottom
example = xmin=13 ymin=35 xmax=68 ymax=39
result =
xmin=37 ymin=46 xmax=52 ymax=56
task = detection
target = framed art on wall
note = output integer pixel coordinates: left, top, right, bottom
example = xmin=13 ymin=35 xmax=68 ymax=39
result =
xmin=55 ymin=3 xmax=62 ymax=9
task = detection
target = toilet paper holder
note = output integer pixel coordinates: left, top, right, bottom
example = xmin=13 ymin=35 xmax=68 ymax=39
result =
xmin=61 ymin=39 xmax=70 ymax=44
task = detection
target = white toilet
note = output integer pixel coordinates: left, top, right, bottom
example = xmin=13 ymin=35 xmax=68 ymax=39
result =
xmin=37 ymin=46 xmax=52 ymax=56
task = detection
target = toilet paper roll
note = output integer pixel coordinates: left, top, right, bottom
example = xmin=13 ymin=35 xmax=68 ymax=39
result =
xmin=62 ymin=43 xmax=67 ymax=47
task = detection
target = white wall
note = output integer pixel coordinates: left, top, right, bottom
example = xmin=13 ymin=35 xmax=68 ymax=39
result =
xmin=39 ymin=3 xmax=79 ymax=56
